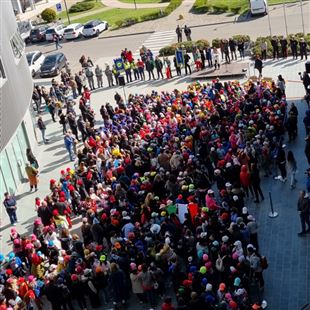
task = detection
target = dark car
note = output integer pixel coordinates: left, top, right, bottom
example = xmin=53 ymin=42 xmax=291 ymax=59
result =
xmin=30 ymin=25 xmax=49 ymax=43
xmin=40 ymin=52 xmax=67 ymax=77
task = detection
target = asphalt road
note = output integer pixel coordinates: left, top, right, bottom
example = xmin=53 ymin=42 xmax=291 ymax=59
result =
xmin=25 ymin=1 xmax=310 ymax=75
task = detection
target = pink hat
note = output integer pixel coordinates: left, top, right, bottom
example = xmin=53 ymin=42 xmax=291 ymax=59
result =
xmin=34 ymin=218 xmax=42 ymax=225
xmin=13 ymin=239 xmax=20 ymax=245
xmin=130 ymin=262 xmax=137 ymax=270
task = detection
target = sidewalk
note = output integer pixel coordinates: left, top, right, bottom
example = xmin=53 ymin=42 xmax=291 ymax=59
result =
xmin=101 ymin=0 xmax=169 ymax=9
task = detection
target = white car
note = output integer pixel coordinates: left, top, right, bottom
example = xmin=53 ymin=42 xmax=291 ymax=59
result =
xmin=45 ymin=24 xmax=65 ymax=41
xmin=63 ymin=23 xmax=84 ymax=40
xmin=82 ymin=19 xmax=108 ymax=38
xmin=250 ymin=0 xmax=267 ymax=15
xmin=26 ymin=51 xmax=45 ymax=77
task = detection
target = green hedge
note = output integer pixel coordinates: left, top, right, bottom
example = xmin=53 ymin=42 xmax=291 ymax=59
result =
xmin=159 ymin=39 xmax=210 ymax=56
xmin=69 ymin=1 xmax=95 ymax=13
xmin=164 ymin=0 xmax=182 ymax=15
xmin=212 ymin=35 xmax=250 ymax=48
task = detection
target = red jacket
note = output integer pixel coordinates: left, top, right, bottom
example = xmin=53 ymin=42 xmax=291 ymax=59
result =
xmin=240 ymin=165 xmax=251 ymax=187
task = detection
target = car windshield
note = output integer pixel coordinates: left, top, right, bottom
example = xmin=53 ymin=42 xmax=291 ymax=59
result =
xmin=46 ymin=29 xmax=56 ymax=34
xmin=64 ymin=28 xmax=73 ymax=33
xmin=30 ymin=29 xmax=39 ymax=35
xmin=43 ymin=55 xmax=58 ymax=65
xmin=84 ymin=23 xmax=95 ymax=29
xmin=26 ymin=53 xmax=34 ymax=65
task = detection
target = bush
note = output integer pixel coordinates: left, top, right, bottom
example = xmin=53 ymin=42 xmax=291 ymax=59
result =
xmin=140 ymin=11 xmax=165 ymax=22
xmin=211 ymin=38 xmax=221 ymax=48
xmin=192 ymin=0 xmax=210 ymax=14
xmin=159 ymin=39 xmax=210 ymax=56
xmin=164 ymin=0 xmax=182 ymax=15
xmin=69 ymin=1 xmax=95 ymax=13
xmin=115 ymin=17 xmax=139 ymax=28
xmin=41 ymin=8 xmax=56 ymax=22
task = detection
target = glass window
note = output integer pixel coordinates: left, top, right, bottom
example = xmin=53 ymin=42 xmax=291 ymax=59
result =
xmin=16 ymin=124 xmax=29 ymax=162
xmin=12 ymin=134 xmax=27 ymax=178
xmin=0 ymin=152 xmax=16 ymax=194
xmin=10 ymin=32 xmax=25 ymax=59
xmin=0 ymin=168 xmax=7 ymax=197
xmin=5 ymin=144 xmax=20 ymax=186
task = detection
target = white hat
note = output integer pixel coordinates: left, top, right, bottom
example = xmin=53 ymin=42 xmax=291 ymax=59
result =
xmin=222 ymin=235 xmax=229 ymax=243
xmin=233 ymin=195 xmax=239 ymax=201
xmin=247 ymin=215 xmax=254 ymax=221
xmin=150 ymin=224 xmax=161 ymax=234
xmin=242 ymin=207 xmax=248 ymax=214
xmin=225 ymin=182 xmax=232 ymax=187
xmin=207 ymin=189 xmax=214 ymax=194
xmin=226 ymin=162 xmax=232 ymax=168
xmin=205 ymin=283 xmax=213 ymax=291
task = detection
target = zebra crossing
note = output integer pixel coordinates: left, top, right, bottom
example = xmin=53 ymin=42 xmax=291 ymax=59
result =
xmin=133 ymin=30 xmax=176 ymax=59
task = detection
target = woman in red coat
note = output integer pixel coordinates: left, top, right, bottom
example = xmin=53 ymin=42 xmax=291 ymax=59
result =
xmin=239 ymin=165 xmax=254 ymax=198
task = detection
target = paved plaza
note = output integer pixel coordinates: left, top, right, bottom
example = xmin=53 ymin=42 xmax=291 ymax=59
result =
xmin=1 ymin=56 xmax=309 ymax=309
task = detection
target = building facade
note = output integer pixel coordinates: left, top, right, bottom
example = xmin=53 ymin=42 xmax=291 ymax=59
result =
xmin=0 ymin=1 xmax=36 ymax=196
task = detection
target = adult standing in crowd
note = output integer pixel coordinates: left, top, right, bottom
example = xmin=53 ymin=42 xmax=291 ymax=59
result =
xmin=105 ymin=64 xmax=114 ymax=87
xmin=290 ymin=36 xmax=298 ymax=59
xmin=95 ymin=64 xmax=103 ymax=88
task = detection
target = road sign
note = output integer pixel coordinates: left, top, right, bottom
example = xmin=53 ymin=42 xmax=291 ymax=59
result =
xmin=114 ymin=58 xmax=124 ymax=72
xmin=56 ymin=3 xmax=62 ymax=12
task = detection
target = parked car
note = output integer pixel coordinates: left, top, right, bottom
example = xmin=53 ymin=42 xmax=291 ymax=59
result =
xmin=45 ymin=24 xmax=65 ymax=41
xmin=82 ymin=20 xmax=108 ymax=38
xmin=249 ymin=0 xmax=267 ymax=15
xmin=63 ymin=23 xmax=84 ymax=40
xmin=26 ymin=51 xmax=45 ymax=77
xmin=29 ymin=25 xmax=49 ymax=43
xmin=40 ymin=52 xmax=67 ymax=77
xmin=17 ymin=20 xmax=36 ymax=43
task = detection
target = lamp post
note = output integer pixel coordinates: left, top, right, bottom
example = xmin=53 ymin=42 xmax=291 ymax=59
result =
xmin=133 ymin=0 xmax=137 ymax=10
xmin=283 ymin=1 xmax=288 ymax=37
xmin=64 ymin=0 xmax=71 ymax=24
xmin=300 ymin=0 xmax=305 ymax=35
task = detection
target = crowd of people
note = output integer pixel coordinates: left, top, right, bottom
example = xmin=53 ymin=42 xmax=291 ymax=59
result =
xmin=5 ymin=66 xmax=310 ymax=310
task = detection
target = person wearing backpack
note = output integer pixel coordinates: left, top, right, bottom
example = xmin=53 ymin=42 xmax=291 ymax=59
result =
xmin=246 ymin=244 xmax=265 ymax=289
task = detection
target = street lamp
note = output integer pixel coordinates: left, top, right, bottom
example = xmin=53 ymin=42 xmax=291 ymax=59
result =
xmin=133 ymin=0 xmax=137 ymax=10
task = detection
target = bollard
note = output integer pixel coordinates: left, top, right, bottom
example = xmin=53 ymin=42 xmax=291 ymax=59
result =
xmin=268 ymin=191 xmax=278 ymax=218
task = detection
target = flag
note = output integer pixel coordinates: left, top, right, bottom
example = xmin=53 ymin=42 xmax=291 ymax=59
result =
xmin=114 ymin=58 xmax=124 ymax=72
xmin=175 ymin=49 xmax=184 ymax=66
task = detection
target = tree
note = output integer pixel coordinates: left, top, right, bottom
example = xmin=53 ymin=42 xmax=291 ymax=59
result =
xmin=41 ymin=8 xmax=56 ymax=23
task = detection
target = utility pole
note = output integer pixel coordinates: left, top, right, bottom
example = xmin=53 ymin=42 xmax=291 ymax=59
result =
xmin=266 ymin=0 xmax=272 ymax=37
xmin=64 ymin=0 xmax=71 ymax=24
xmin=283 ymin=1 xmax=288 ymax=37
xmin=300 ymin=0 xmax=305 ymax=35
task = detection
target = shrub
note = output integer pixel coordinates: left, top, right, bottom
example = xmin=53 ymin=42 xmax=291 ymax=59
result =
xmin=211 ymin=38 xmax=221 ymax=48
xmin=41 ymin=8 xmax=56 ymax=22
xmin=159 ymin=45 xmax=177 ymax=56
xmin=159 ymin=39 xmax=210 ymax=56
xmin=69 ymin=1 xmax=95 ymax=13
xmin=115 ymin=17 xmax=139 ymax=28
xmin=164 ymin=0 xmax=182 ymax=15
xmin=192 ymin=0 xmax=210 ymax=14
xmin=140 ymin=11 xmax=164 ymax=22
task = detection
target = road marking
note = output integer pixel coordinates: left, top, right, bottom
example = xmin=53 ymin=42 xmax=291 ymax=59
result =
xmin=133 ymin=30 xmax=176 ymax=58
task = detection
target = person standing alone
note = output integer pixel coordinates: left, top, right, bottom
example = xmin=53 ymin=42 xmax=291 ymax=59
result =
xmin=3 ymin=192 xmax=18 ymax=226
xmin=37 ymin=116 xmax=48 ymax=144
xmin=176 ymin=25 xmax=182 ymax=43
xmin=297 ymin=190 xmax=310 ymax=236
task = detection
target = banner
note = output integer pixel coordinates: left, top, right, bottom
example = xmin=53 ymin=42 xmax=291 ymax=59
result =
xmin=175 ymin=49 xmax=184 ymax=66
xmin=177 ymin=203 xmax=188 ymax=224
xmin=114 ymin=58 xmax=124 ymax=72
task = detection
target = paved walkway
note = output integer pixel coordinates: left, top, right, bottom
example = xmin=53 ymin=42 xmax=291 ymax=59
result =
xmin=101 ymin=0 xmax=169 ymax=9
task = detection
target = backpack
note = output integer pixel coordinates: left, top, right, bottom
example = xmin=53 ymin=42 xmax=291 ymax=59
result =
xmin=260 ymin=256 xmax=268 ymax=270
